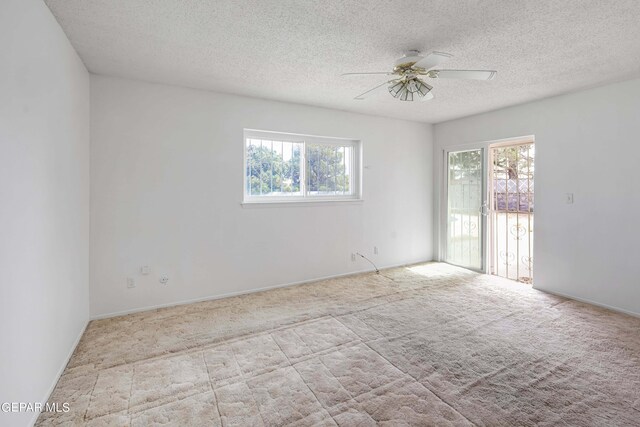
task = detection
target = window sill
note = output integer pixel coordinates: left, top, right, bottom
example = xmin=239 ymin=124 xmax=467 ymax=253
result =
xmin=241 ymin=198 xmax=364 ymax=208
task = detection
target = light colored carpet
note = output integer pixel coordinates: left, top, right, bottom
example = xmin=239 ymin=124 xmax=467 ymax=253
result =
xmin=36 ymin=263 xmax=640 ymax=426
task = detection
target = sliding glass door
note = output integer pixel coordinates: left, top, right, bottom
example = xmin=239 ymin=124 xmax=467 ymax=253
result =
xmin=445 ymin=148 xmax=486 ymax=271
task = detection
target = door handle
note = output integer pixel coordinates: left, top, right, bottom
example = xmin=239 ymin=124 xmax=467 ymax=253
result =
xmin=479 ymin=202 xmax=489 ymax=216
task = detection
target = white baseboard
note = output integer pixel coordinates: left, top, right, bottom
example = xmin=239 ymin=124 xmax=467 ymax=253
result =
xmin=90 ymin=258 xmax=432 ymax=320
xmin=29 ymin=320 xmax=89 ymax=427
xmin=534 ymin=285 xmax=640 ymax=318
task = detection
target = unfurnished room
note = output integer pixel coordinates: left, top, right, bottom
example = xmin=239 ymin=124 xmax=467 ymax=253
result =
xmin=1 ymin=1 xmax=640 ymax=426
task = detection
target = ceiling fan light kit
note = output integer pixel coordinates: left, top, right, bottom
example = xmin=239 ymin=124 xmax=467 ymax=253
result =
xmin=388 ymin=78 xmax=432 ymax=101
xmin=343 ymin=50 xmax=497 ymax=102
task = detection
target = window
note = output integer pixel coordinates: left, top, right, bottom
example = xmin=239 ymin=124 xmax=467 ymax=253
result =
xmin=244 ymin=130 xmax=361 ymax=203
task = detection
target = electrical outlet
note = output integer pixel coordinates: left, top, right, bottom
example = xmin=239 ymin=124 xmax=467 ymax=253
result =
xmin=126 ymin=277 xmax=136 ymax=288
xmin=565 ymin=193 xmax=574 ymax=204
xmin=373 ymin=246 xmax=378 ymax=255
xmin=351 ymin=253 xmax=356 ymax=262
xmin=159 ymin=275 xmax=169 ymax=285
xmin=140 ymin=265 xmax=150 ymax=275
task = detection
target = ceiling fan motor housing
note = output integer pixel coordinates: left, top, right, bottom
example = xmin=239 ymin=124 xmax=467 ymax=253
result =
xmin=394 ymin=50 xmax=424 ymax=70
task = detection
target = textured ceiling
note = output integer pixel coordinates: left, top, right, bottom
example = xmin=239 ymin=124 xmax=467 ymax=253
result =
xmin=44 ymin=0 xmax=640 ymax=123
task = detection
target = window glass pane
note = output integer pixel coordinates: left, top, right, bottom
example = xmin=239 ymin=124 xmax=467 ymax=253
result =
xmin=306 ymin=143 xmax=352 ymax=196
xmin=244 ymin=132 xmax=358 ymax=201
xmin=246 ymin=138 xmax=256 ymax=196
xmin=245 ymin=138 xmax=302 ymax=197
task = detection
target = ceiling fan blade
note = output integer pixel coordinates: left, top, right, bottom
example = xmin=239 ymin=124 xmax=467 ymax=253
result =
xmin=421 ymin=90 xmax=435 ymax=101
xmin=413 ymin=52 xmax=453 ymax=70
xmin=431 ymin=69 xmax=497 ymax=80
xmin=341 ymin=72 xmax=393 ymax=77
xmin=354 ymin=81 xmax=390 ymax=100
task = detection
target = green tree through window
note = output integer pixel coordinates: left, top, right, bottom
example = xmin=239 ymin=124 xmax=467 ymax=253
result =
xmin=246 ymin=141 xmax=301 ymax=196
xmin=307 ymin=145 xmax=350 ymax=194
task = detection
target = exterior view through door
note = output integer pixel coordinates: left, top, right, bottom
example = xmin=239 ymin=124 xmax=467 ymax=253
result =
xmin=489 ymin=142 xmax=534 ymax=283
xmin=445 ymin=139 xmax=535 ymax=284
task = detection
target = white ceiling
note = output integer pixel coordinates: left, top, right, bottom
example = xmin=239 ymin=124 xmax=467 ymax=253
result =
xmin=44 ymin=0 xmax=640 ymax=123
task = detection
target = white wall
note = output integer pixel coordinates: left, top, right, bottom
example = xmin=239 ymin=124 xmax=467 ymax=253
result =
xmin=90 ymin=75 xmax=433 ymax=318
xmin=434 ymin=78 xmax=640 ymax=316
xmin=0 ymin=1 xmax=90 ymax=426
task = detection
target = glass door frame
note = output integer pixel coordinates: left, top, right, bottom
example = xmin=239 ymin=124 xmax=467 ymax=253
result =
xmin=441 ymin=145 xmax=488 ymax=273
xmin=438 ymin=135 xmax=535 ymax=274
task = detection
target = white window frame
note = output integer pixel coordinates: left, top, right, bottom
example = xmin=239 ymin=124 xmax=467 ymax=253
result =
xmin=243 ymin=129 xmax=362 ymax=204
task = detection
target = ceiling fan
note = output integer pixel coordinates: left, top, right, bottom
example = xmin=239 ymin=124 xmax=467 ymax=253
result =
xmin=341 ymin=50 xmax=496 ymax=101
